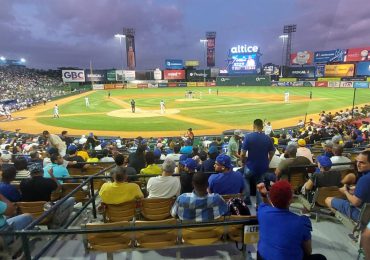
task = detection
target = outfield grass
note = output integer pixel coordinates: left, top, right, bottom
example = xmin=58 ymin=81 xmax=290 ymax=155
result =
xmin=36 ymin=86 xmax=370 ymax=132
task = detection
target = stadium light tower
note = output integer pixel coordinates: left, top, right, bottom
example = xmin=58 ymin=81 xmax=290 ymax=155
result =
xmin=20 ymin=58 xmax=26 ymax=63
xmin=0 ymin=56 xmax=5 ymax=61
xmin=200 ymin=39 xmax=208 ymax=83
xmin=114 ymin=34 xmax=126 ymax=85
xmin=279 ymin=35 xmax=288 ymax=77
xmin=283 ymin=24 xmax=297 ymax=66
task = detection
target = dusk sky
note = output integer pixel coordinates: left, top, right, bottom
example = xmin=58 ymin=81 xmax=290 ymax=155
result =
xmin=1 ymin=0 xmax=370 ymax=70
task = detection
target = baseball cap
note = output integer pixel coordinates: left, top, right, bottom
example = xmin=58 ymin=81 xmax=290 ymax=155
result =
xmin=215 ymin=154 xmax=232 ymax=169
xmin=67 ymin=145 xmax=78 ymax=153
xmin=297 ymin=139 xmax=306 ymax=147
xmin=234 ymin=129 xmax=244 ymax=137
xmin=181 ymin=158 xmax=197 ymax=170
xmin=188 ymin=128 xmax=192 ymax=131
xmin=316 ymin=155 xmax=332 ymax=168
xmin=208 ymin=146 xmax=219 ymax=155
xmin=47 ymin=147 xmax=59 ymax=155
xmin=322 ymin=140 xmax=334 ymax=148
xmin=269 ymin=180 xmax=293 ymax=209
xmin=153 ymin=148 xmax=162 ymax=158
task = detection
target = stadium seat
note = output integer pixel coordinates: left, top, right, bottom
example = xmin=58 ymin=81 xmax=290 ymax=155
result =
xmin=287 ymin=169 xmax=308 ymax=193
xmin=225 ymin=215 xmax=257 ymax=243
xmin=85 ymin=221 xmax=133 ymax=252
xmin=140 ymin=197 xmax=175 ymax=221
xmin=61 ymin=183 xmax=90 ymax=204
xmin=103 ymin=200 xmax=138 ymax=222
xmin=16 ymin=201 xmax=52 ymax=225
xmin=133 ymin=219 xmax=178 ymax=248
xmin=181 ymin=219 xmax=225 ymax=245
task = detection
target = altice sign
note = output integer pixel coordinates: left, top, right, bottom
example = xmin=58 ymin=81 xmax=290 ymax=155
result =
xmin=230 ymin=45 xmax=259 ymax=54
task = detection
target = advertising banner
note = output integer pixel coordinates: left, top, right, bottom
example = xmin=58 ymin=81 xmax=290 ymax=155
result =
xmin=353 ymin=81 xmax=369 ymax=88
xmin=178 ymin=83 xmax=187 ymax=87
xmin=185 ymin=60 xmax=200 ymax=67
xmin=290 ymin=51 xmax=313 ymax=65
xmin=279 ymin=78 xmax=297 ymax=82
xmin=107 ymin=70 xmax=116 ymax=81
xmin=292 ymin=81 xmax=304 ymax=87
xmin=207 ymin=82 xmax=216 ymax=86
xmin=328 ymin=81 xmax=340 ymax=88
xmin=206 ymin=32 xmax=216 ymax=67
xmin=137 ymin=83 xmax=148 ymax=88
xmin=356 ymin=61 xmax=370 ymax=76
xmin=85 ymin=70 xmax=107 ymax=82
xmin=227 ymin=53 xmax=260 ymax=74
xmin=284 ymin=66 xmax=316 ymax=78
xmin=125 ymin=29 xmax=136 ymax=70
xmin=62 ymin=70 xmax=85 ymax=82
xmin=313 ymin=49 xmax=345 ymax=63
xmin=186 ymin=70 xmax=210 ymax=81
xmin=344 ymin=47 xmax=370 ymax=62
xmin=317 ymin=77 xmax=341 ymax=82
xmin=168 ymin=82 xmax=178 ymax=87
xmin=341 ymin=77 xmax=366 ymax=81
xmin=315 ymin=81 xmax=328 ymax=87
xmin=340 ymin=81 xmax=353 ymax=88
xmin=187 ymin=82 xmax=197 ymax=87
xmin=153 ymin=69 xmax=162 ymax=80
xmin=263 ymin=64 xmax=280 ymax=75
xmin=196 ymin=82 xmax=206 ymax=87
xmin=216 ymin=75 xmax=271 ymax=86
xmin=165 ymin=59 xmax=183 ymax=69
xmin=116 ymin=70 xmax=136 ymax=81
xmin=163 ymin=70 xmax=185 ymax=80
xmin=302 ymin=81 xmax=316 ymax=87
xmin=92 ymin=84 xmax=104 ymax=90
xmin=315 ymin=65 xmax=325 ymax=77
xmin=158 ymin=83 xmax=168 ymax=88
xmin=324 ymin=64 xmax=355 ymax=77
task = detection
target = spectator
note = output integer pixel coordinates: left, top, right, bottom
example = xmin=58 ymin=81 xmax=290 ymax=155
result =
xmin=226 ymin=130 xmax=244 ymax=166
xmin=76 ymin=144 xmax=89 ymax=161
xmin=257 ymin=181 xmax=326 ymax=260
xmin=20 ymin=163 xmax=74 ymax=229
xmin=0 ymin=166 xmax=21 ymax=202
xmin=296 ymin=139 xmax=314 ymax=163
xmin=112 ymin=153 xmax=136 ymax=178
xmin=99 ymin=166 xmax=143 ymax=204
xmin=99 ymin=149 xmax=115 ymax=163
xmin=330 ymin=145 xmax=352 ymax=171
xmin=241 ymin=119 xmax=275 ymax=206
xmin=65 ymin=145 xmax=87 ymax=169
xmin=208 ymin=154 xmax=245 ymax=195
xmin=13 ymin=156 xmax=31 ymax=179
xmin=165 ymin=144 xmax=182 ymax=163
xmin=147 ymin=158 xmax=181 ymax=198
xmin=180 ymin=139 xmax=193 ymax=155
xmin=171 ymin=172 xmax=228 ymax=222
xmin=43 ymin=153 xmax=70 ymax=184
xmin=325 ymin=150 xmax=370 ymax=221
xmin=275 ymin=144 xmax=312 ymax=180
xmin=140 ymin=151 xmax=162 ymax=175
xmin=128 ymin=144 xmax=146 ymax=174
xmin=42 ymin=130 xmax=67 ymax=157
xmin=180 ymin=158 xmax=198 ymax=193
xmin=86 ymin=150 xmax=99 ymax=162
xmin=201 ymin=146 xmax=219 ymax=173
xmin=322 ymin=140 xmax=334 ymax=158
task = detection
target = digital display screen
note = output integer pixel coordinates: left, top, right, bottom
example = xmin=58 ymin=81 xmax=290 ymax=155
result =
xmin=228 ymin=54 xmax=258 ymax=73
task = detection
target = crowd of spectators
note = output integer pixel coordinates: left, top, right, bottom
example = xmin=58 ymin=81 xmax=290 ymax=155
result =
xmin=0 ymin=108 xmax=369 ymax=258
xmin=0 ymin=67 xmax=66 ymax=113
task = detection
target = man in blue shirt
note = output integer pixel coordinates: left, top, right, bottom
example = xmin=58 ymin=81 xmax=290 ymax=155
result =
xmin=241 ymin=119 xmax=275 ymax=205
xmin=208 ymin=154 xmax=245 ymax=195
xmin=171 ymin=172 xmax=228 ymax=222
xmin=257 ymin=180 xmax=326 ymax=260
xmin=43 ymin=153 xmax=70 ymax=184
xmin=325 ymin=150 xmax=370 ymax=221
xmin=0 ymin=166 xmax=21 ymax=202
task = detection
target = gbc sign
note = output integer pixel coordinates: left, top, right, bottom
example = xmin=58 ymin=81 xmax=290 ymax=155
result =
xmin=230 ymin=45 xmax=259 ymax=54
xmin=62 ymin=70 xmax=85 ymax=82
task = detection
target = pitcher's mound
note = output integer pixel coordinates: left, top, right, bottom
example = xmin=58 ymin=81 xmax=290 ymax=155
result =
xmin=176 ymin=98 xmax=201 ymax=102
xmin=107 ymin=108 xmax=180 ymax=118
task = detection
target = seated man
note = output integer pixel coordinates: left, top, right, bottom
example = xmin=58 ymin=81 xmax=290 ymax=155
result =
xmin=99 ymin=166 xmax=144 ymax=204
xmin=275 ymin=144 xmax=312 ymax=180
xmin=208 ymin=154 xmax=245 ymax=195
xmin=43 ymin=153 xmax=70 ymax=184
xmin=330 ymin=145 xmax=352 ymax=171
xmin=140 ymin=151 xmax=162 ymax=175
xmin=20 ymin=164 xmax=75 ymax=229
xmin=171 ymin=172 xmax=228 ymax=222
xmin=65 ymin=145 xmax=88 ymax=169
xmin=302 ymin=155 xmax=342 ymax=201
xmin=147 ymin=158 xmax=181 ymax=198
xmin=257 ymin=181 xmax=326 ymax=260
xmin=0 ymin=166 xmax=21 ymax=202
xmin=179 ymin=158 xmax=198 ymax=193
xmin=325 ymin=150 xmax=370 ymax=221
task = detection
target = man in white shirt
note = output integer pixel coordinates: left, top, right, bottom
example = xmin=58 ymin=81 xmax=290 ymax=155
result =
xmin=146 ymin=158 xmax=181 ymax=198
xmin=330 ymin=145 xmax=352 ymax=171
xmin=85 ymin=97 xmax=90 ymax=107
xmin=42 ymin=130 xmax=67 ymax=157
xmin=264 ymin=121 xmax=273 ymax=136
xmin=160 ymin=100 xmax=166 ymax=114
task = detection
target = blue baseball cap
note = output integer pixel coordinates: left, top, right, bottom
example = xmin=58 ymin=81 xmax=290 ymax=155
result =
xmin=215 ymin=154 xmax=232 ymax=169
xmin=67 ymin=145 xmax=78 ymax=153
xmin=316 ymin=155 xmax=332 ymax=168
xmin=181 ymin=158 xmax=197 ymax=170
xmin=153 ymin=148 xmax=161 ymax=158
xmin=208 ymin=146 xmax=219 ymax=155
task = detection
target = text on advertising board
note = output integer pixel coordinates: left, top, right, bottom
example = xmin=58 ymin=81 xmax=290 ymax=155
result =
xmin=62 ymin=70 xmax=85 ymax=82
xmin=324 ymin=64 xmax=355 ymax=77
xmin=230 ymin=45 xmax=259 ymax=54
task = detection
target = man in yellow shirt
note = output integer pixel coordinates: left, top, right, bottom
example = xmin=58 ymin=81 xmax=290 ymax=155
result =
xmin=140 ymin=151 xmax=162 ymax=175
xmin=99 ymin=167 xmax=143 ymax=204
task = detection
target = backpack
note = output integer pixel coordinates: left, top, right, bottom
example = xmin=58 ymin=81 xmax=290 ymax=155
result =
xmin=227 ymin=198 xmax=251 ymax=216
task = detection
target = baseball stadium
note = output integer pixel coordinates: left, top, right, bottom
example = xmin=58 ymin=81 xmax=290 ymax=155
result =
xmin=1 ymin=1 xmax=370 ymax=260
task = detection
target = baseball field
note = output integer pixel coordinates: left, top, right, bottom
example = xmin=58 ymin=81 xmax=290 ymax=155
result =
xmin=1 ymin=86 xmax=369 ymax=138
